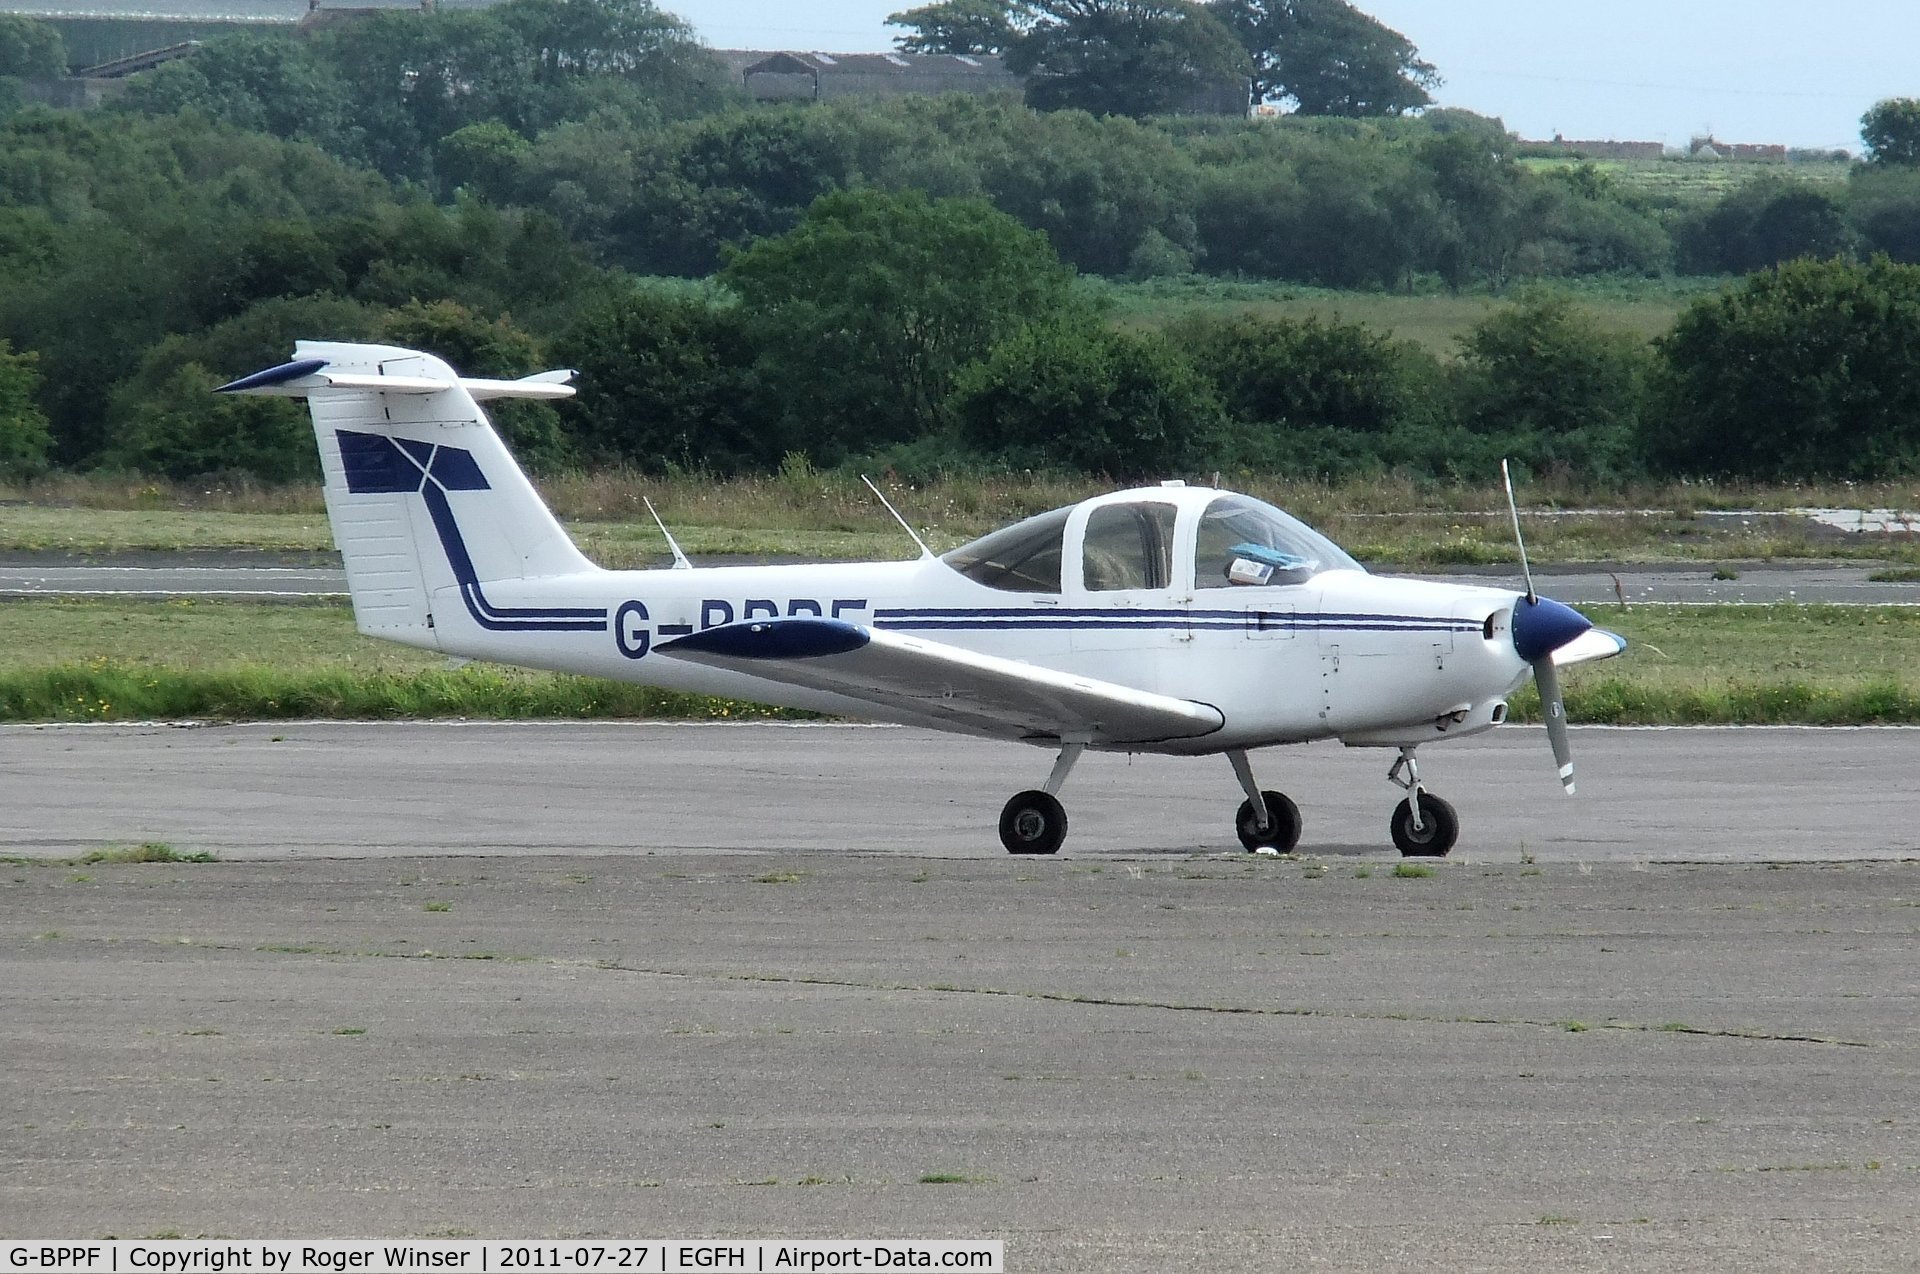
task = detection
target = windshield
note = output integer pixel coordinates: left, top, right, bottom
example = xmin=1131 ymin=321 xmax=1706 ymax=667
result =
xmin=941 ymin=505 xmax=1072 ymax=593
xmin=1193 ymin=494 xmax=1362 ymax=589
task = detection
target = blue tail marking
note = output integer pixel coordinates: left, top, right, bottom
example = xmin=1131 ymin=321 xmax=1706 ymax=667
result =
xmin=336 ymin=429 xmax=606 ymax=633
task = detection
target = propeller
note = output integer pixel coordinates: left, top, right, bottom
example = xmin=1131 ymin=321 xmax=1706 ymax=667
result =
xmin=1503 ymin=461 xmax=1591 ymax=795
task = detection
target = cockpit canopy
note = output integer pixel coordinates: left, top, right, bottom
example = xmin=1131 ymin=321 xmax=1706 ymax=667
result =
xmin=941 ymin=490 xmax=1361 ymax=594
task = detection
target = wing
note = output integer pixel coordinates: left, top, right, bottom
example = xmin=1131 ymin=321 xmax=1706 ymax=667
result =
xmin=656 ymin=618 xmax=1224 ymax=746
xmin=1553 ymin=628 xmax=1627 ymax=668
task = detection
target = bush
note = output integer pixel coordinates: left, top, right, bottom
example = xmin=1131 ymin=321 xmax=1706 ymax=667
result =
xmin=1676 ymin=178 xmax=1856 ymax=275
xmin=97 ymin=361 xmax=315 ymax=483
xmin=552 ymin=285 xmax=765 ymax=472
xmin=0 ymin=339 xmax=51 ymax=476
xmin=1652 ymin=256 xmax=1920 ymax=479
xmin=952 ymin=321 xmax=1226 ymax=477
xmin=1454 ymin=293 xmax=1651 ymax=484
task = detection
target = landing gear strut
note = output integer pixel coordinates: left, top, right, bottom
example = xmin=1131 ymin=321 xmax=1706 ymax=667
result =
xmin=1228 ymin=749 xmax=1301 ymax=854
xmin=998 ymin=743 xmax=1083 ymax=855
xmin=1387 ymin=747 xmax=1458 ymax=857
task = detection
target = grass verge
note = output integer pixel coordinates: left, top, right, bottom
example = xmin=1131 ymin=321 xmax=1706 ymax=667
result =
xmin=0 ymin=663 xmax=811 ymax=723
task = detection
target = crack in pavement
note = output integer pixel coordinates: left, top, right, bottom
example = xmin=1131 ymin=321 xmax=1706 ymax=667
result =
xmin=119 ymin=938 xmax=1870 ymax=1050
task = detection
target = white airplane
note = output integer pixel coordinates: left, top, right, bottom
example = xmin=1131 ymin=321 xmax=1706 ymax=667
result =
xmin=221 ymin=341 xmax=1625 ymax=857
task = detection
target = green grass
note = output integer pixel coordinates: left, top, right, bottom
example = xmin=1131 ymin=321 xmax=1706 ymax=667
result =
xmin=1535 ymin=604 xmax=1920 ymax=725
xmin=10 ymin=600 xmax=1920 ymax=725
xmin=1516 ymin=155 xmax=1851 ymax=205
xmin=77 ymin=842 xmax=215 ymax=864
xmin=1101 ymin=276 xmax=1700 ymax=354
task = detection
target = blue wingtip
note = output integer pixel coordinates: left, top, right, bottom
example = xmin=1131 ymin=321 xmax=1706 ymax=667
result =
xmin=215 ymin=357 xmax=327 ymax=393
xmin=658 ymin=618 xmax=870 ymax=660
xmin=1512 ymin=595 xmax=1594 ymax=663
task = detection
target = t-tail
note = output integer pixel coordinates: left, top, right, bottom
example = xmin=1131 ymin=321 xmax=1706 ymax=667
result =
xmin=217 ymin=341 xmax=602 ymax=652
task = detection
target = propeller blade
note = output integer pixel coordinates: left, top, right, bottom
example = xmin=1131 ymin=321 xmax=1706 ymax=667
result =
xmin=1533 ymin=655 xmax=1575 ymax=795
xmin=1501 ymin=458 xmax=1536 ymax=604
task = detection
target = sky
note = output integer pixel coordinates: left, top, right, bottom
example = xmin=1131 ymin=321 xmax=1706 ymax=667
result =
xmin=668 ymin=0 xmax=1920 ymax=152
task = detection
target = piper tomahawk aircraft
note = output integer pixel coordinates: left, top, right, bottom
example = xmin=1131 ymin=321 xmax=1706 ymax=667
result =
xmin=221 ymin=341 xmax=1625 ymax=857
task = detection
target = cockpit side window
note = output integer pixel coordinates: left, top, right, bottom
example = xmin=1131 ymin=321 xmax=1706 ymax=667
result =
xmin=941 ymin=505 xmax=1073 ymax=593
xmin=1081 ymin=501 xmax=1178 ymax=591
xmin=1193 ymin=494 xmax=1363 ymax=588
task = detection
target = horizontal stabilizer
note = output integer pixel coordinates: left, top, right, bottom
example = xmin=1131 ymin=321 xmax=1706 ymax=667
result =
xmin=216 ymin=358 xmax=576 ymax=401
xmin=659 ymin=618 xmax=1225 ymax=746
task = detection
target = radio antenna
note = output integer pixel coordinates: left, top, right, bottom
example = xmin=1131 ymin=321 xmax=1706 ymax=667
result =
xmin=643 ymin=496 xmax=693 ymax=570
xmin=861 ymin=475 xmax=935 ymax=560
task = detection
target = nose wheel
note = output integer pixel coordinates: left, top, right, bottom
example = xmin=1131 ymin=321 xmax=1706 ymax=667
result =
xmin=1387 ymin=748 xmax=1459 ymax=857
xmin=1390 ymin=791 xmax=1458 ymax=856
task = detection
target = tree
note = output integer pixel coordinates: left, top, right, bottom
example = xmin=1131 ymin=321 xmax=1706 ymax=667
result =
xmin=1169 ymin=311 xmax=1425 ymax=434
xmin=1454 ymin=293 xmax=1650 ymax=482
xmin=493 ymin=0 xmax=727 ymax=122
xmin=0 ymin=15 xmax=64 ymax=78
xmin=721 ymin=189 xmax=1080 ymax=458
xmin=887 ymin=0 xmax=1032 ymax=55
xmin=97 ymin=359 xmax=315 ymax=482
xmin=1850 ymin=164 xmax=1920 ymax=264
xmin=0 ymin=340 xmax=52 ymax=476
xmin=1862 ymin=98 xmax=1920 ymax=167
xmin=112 ymin=36 xmax=353 ymax=156
xmin=1006 ymin=0 xmax=1248 ymax=119
xmin=1210 ymin=0 xmax=1435 ymax=116
xmin=375 ymin=300 xmax=573 ymax=471
xmin=1676 ymin=178 xmax=1855 ymax=275
xmin=1164 ymin=310 xmax=1443 ymax=476
xmin=552 ymin=287 xmax=765 ymax=471
xmin=952 ymin=320 xmax=1226 ymax=476
xmin=1652 ymin=257 xmax=1920 ymax=479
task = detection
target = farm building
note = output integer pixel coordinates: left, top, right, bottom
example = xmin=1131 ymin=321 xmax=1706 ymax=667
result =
xmin=710 ymin=49 xmax=1022 ymax=103
xmin=1689 ymin=135 xmax=1788 ymax=162
xmin=712 ymin=48 xmax=1243 ymax=115
xmin=1536 ymin=136 xmax=1669 ymax=161
xmin=0 ymin=0 xmax=498 ymax=68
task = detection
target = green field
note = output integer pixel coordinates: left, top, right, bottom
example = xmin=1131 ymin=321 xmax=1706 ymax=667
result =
xmin=1516 ymin=155 xmax=1852 ymax=201
xmin=5 ymin=599 xmax=1920 ymax=726
xmin=1099 ymin=276 xmax=1706 ymax=354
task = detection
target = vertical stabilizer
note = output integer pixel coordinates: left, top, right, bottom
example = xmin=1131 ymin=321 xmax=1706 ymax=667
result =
xmin=218 ymin=341 xmax=598 ymax=650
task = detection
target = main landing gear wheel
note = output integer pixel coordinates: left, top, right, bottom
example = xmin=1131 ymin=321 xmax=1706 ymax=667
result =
xmin=1391 ymin=792 xmax=1459 ymax=858
xmin=999 ymin=789 xmax=1068 ymax=855
xmin=1235 ymin=790 xmax=1302 ymax=854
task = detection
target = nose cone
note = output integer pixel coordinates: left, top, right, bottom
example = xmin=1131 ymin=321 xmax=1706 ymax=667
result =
xmin=1512 ymin=595 xmax=1593 ymax=663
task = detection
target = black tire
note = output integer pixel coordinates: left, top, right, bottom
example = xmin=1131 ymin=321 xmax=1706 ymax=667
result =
xmin=1391 ymin=792 xmax=1459 ymax=858
xmin=1235 ymin=790 xmax=1302 ymax=854
xmin=999 ymin=789 xmax=1068 ymax=855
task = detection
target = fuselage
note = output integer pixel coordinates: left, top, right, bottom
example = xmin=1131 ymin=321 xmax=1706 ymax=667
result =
xmin=404 ymin=485 xmax=1536 ymax=756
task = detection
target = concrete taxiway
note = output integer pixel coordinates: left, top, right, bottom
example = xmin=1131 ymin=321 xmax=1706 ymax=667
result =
xmin=3 ymin=720 xmax=1919 ymax=862
xmin=4 ymin=723 xmax=1919 ymax=1268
